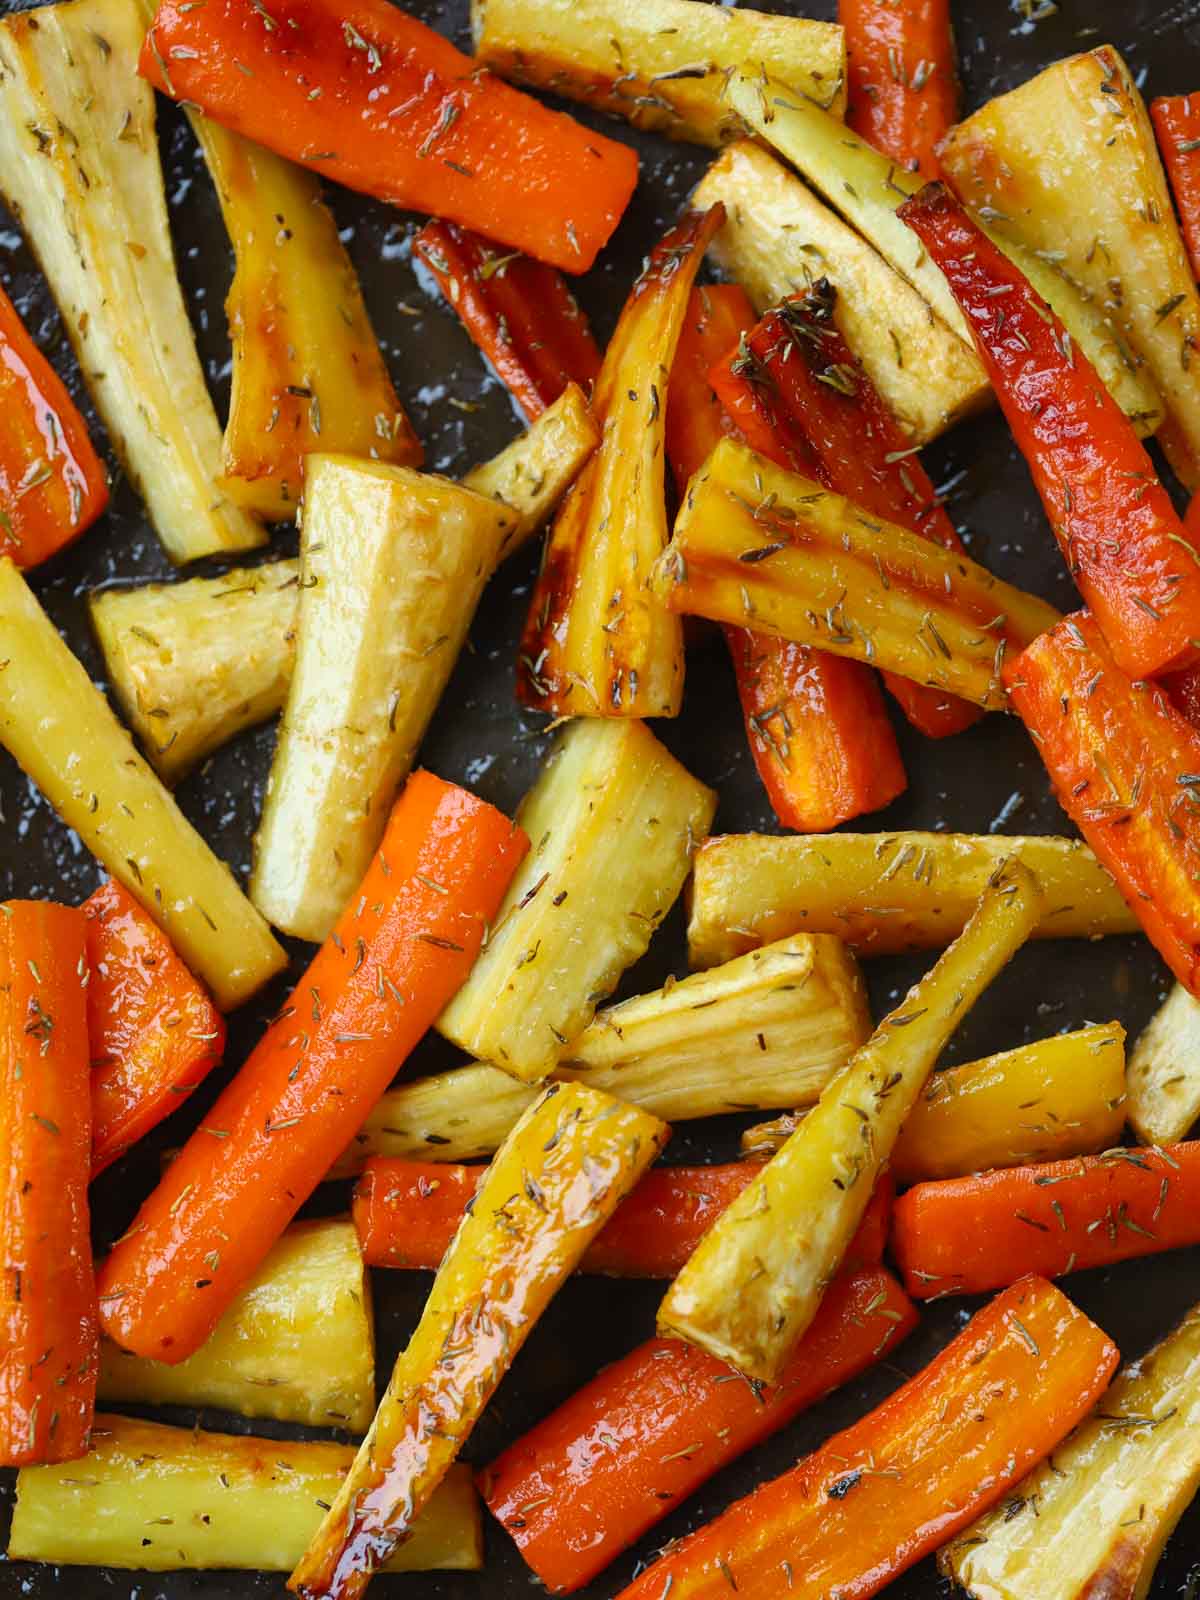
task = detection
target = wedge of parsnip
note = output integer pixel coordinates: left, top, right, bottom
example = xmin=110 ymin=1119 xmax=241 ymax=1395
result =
xmin=0 ymin=0 xmax=263 ymax=563
xmin=1128 ymin=984 xmax=1200 ymax=1146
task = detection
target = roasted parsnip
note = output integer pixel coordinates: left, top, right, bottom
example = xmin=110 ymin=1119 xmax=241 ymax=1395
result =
xmin=939 ymin=46 xmax=1200 ymax=487
xmin=0 ymin=560 xmax=285 ymax=1010
xmin=90 ymin=385 xmax=599 ymax=785
xmin=290 ymin=1083 xmax=669 ymax=1599
xmin=98 ymin=1219 xmax=374 ymax=1432
xmin=251 ymin=458 xmax=514 ymax=943
xmin=8 ymin=1415 xmax=481 ymax=1573
xmin=687 ymin=830 xmax=1136 ymax=966
xmin=0 ymin=0 xmax=264 ymax=564
xmin=658 ymin=861 xmax=1042 ymax=1382
xmin=518 ymin=208 xmax=722 ymax=719
xmin=1128 ymin=984 xmax=1200 ymax=1147
xmin=471 ymin=0 xmax=845 ymax=145
xmin=195 ymin=119 xmax=421 ymax=520
xmin=943 ymin=1301 xmax=1200 ymax=1599
xmin=692 ymin=141 xmax=990 ymax=444
xmin=654 ymin=440 xmax=1061 ymax=709
xmin=437 ymin=717 xmax=716 ymax=1083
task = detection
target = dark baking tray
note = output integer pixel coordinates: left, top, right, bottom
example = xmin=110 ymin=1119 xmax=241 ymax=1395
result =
xmin=1 ymin=0 xmax=1199 ymax=1593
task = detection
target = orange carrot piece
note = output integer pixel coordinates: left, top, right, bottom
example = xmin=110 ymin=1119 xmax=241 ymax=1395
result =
xmin=354 ymin=1160 xmax=893 ymax=1278
xmin=96 ymin=772 xmax=527 ymax=1363
xmin=665 ymin=284 xmax=906 ymax=830
xmin=139 ymin=0 xmax=637 ymax=273
xmin=615 ymin=1276 xmax=1118 ymax=1600
xmin=893 ymin=1142 xmax=1200 ymax=1300
xmin=1152 ymin=94 xmax=1200 ymax=281
xmin=0 ymin=281 xmax=107 ymax=568
xmin=413 ymin=221 xmax=601 ymax=420
xmin=841 ymin=0 xmax=959 ymax=180
xmin=481 ymin=1265 xmax=917 ymax=1595
xmin=1004 ymin=610 xmax=1200 ymax=996
xmin=82 ymin=880 xmax=225 ymax=1179
xmin=710 ymin=283 xmax=980 ymax=739
xmin=0 ymin=901 xmax=96 ymax=1465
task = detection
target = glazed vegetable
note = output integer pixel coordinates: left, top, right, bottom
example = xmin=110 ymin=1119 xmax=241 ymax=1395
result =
xmin=0 ymin=0 xmax=263 ymax=564
xmin=693 ymin=141 xmax=989 ymax=445
xmin=83 ymin=879 xmax=225 ymax=1177
xmin=654 ymin=438 xmax=1060 ymax=709
xmin=1153 ymin=94 xmax=1200 ymax=281
xmin=710 ymin=281 xmax=981 ymax=739
xmin=89 ymin=384 xmax=599 ymax=783
xmin=0 ymin=559 xmax=285 ymax=1011
xmin=250 ymin=458 xmax=514 ymax=943
xmin=438 ymin=718 xmax=715 ymax=1083
xmin=196 ymin=120 xmax=421 ymax=521
xmin=841 ymin=0 xmax=957 ymax=179
xmin=943 ymin=1300 xmax=1200 ymax=1600
xmin=0 ymin=901 xmax=95 ymax=1466
xmin=1127 ymin=984 xmax=1200 ymax=1146
xmin=620 ymin=1277 xmax=1119 ymax=1600
xmin=469 ymin=0 xmax=846 ymax=145
xmin=1004 ymin=611 xmax=1200 ymax=996
xmin=413 ymin=221 xmax=600 ymax=421
xmin=139 ymin=0 xmax=638 ymax=274
xmin=0 ymin=279 xmax=107 ymax=567
xmin=99 ymin=1219 xmax=373 ymax=1431
xmin=517 ymin=207 xmax=723 ymax=719
xmin=901 ymin=183 xmax=1200 ymax=681
xmin=96 ymin=772 xmax=527 ymax=1364
xmin=8 ymin=1415 xmax=482 ymax=1573
xmin=481 ymin=1264 xmax=916 ymax=1595
xmin=687 ymin=830 xmax=1138 ymax=967
xmin=938 ymin=46 xmax=1200 ymax=490
xmin=290 ymin=1083 xmax=669 ymax=1600
xmin=667 ymin=281 xmax=908 ymax=830
xmin=659 ymin=861 xmax=1041 ymax=1382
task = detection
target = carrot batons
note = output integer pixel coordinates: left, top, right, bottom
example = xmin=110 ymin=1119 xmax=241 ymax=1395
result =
xmin=841 ymin=0 xmax=958 ymax=179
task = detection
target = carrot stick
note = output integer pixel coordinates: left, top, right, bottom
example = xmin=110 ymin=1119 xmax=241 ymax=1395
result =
xmin=614 ymin=1275 xmax=1118 ymax=1600
xmin=138 ymin=0 xmax=637 ymax=274
xmin=710 ymin=281 xmax=981 ymax=739
xmin=893 ymin=1142 xmax=1200 ymax=1299
xmin=1152 ymin=94 xmax=1200 ymax=281
xmin=900 ymin=182 xmax=1200 ymax=680
xmin=0 ymin=901 xmax=96 ymax=1465
xmin=96 ymin=772 xmax=527 ymax=1364
xmin=1003 ymin=609 xmax=1200 ymax=996
xmin=83 ymin=879 xmax=225 ymax=1178
xmin=354 ymin=1159 xmax=894 ymax=1278
xmin=413 ymin=221 xmax=601 ymax=421
xmin=666 ymin=284 xmax=906 ymax=831
xmin=0 ymin=280 xmax=107 ymax=568
xmin=840 ymin=0 xmax=958 ymax=181
xmin=481 ymin=1265 xmax=917 ymax=1595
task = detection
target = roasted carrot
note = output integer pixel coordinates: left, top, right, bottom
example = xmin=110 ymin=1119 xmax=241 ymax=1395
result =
xmin=83 ymin=879 xmax=225 ymax=1179
xmin=1003 ymin=610 xmax=1200 ymax=996
xmin=900 ymin=182 xmax=1200 ymax=680
xmin=138 ymin=0 xmax=637 ymax=274
xmin=615 ymin=1276 xmax=1118 ymax=1600
xmin=665 ymin=283 xmax=907 ymax=831
xmin=0 ymin=901 xmax=96 ymax=1465
xmin=481 ymin=1265 xmax=917 ymax=1595
xmin=840 ymin=0 xmax=958 ymax=180
xmin=1166 ymin=659 xmax=1200 ymax=730
xmin=96 ymin=772 xmax=527 ymax=1364
xmin=1152 ymin=94 xmax=1200 ymax=281
xmin=413 ymin=221 xmax=601 ymax=420
xmin=710 ymin=281 xmax=981 ymax=739
xmin=354 ymin=1159 xmax=894 ymax=1279
xmin=893 ymin=1142 xmax=1200 ymax=1299
xmin=0 ymin=280 xmax=107 ymax=568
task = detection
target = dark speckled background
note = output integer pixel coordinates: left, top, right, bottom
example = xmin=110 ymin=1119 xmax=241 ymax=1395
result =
xmin=1 ymin=0 xmax=1200 ymax=1594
